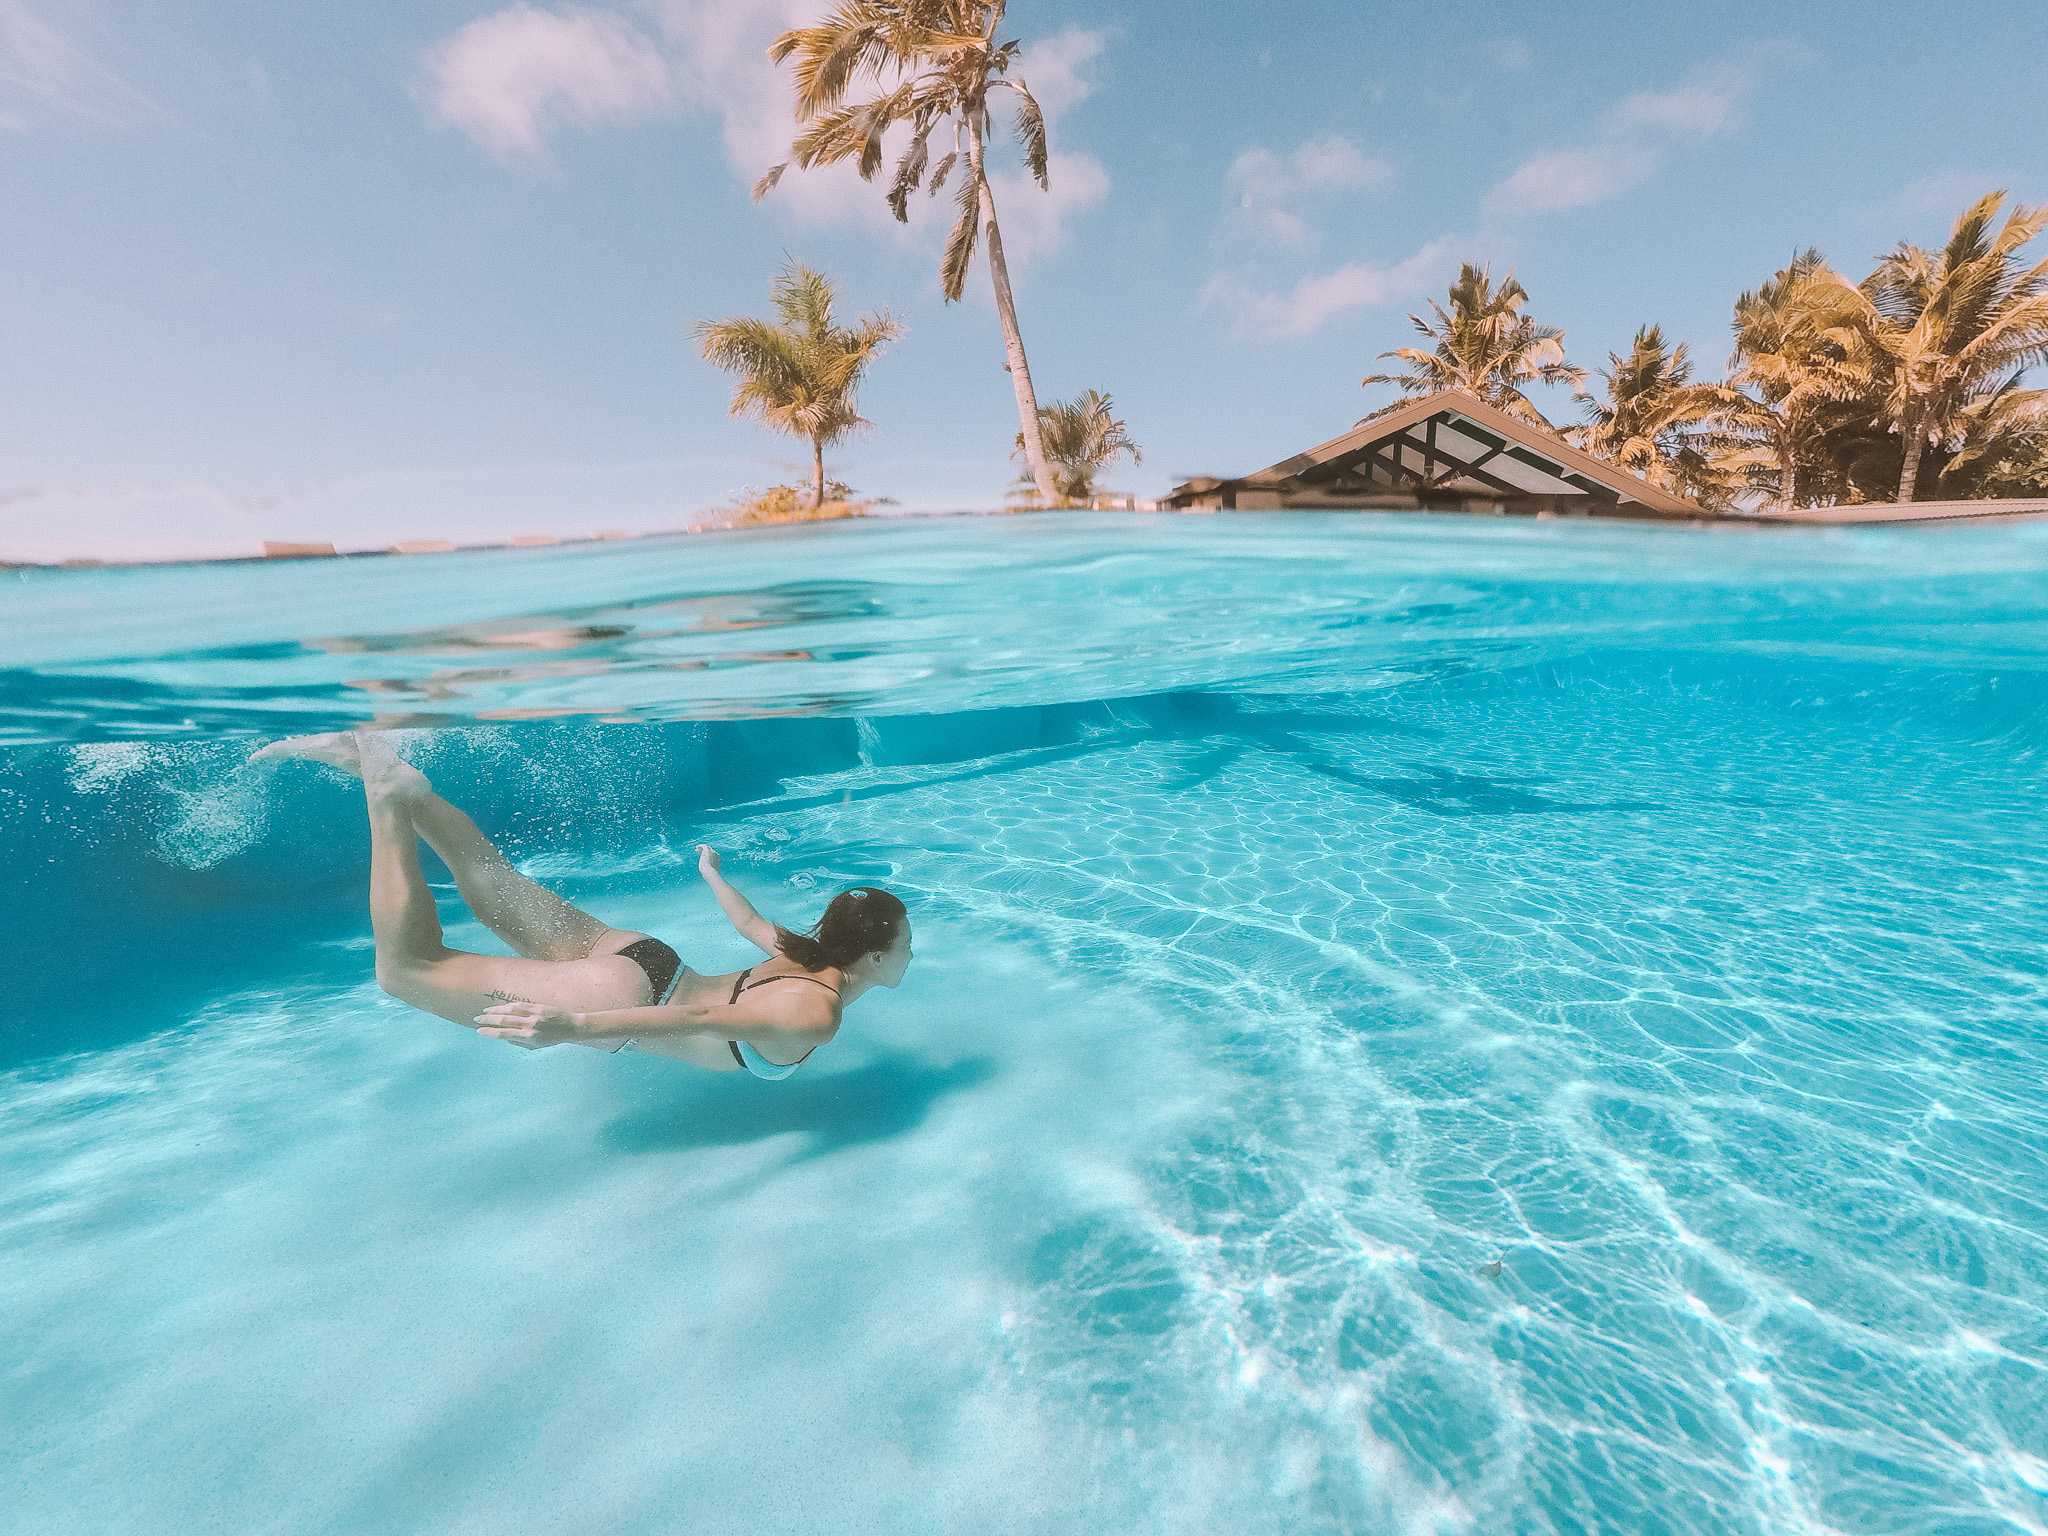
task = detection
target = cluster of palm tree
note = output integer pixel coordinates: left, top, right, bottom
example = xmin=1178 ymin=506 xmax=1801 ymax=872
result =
xmin=1368 ymin=192 xmax=2048 ymax=509
xmin=705 ymin=7 xmax=2039 ymax=516
xmin=697 ymin=0 xmax=1141 ymax=511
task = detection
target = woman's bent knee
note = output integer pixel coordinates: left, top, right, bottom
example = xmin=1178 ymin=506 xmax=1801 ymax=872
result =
xmin=376 ymin=954 xmax=440 ymax=1002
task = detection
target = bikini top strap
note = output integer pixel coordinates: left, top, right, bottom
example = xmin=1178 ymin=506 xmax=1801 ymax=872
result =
xmin=729 ymin=967 xmax=841 ymax=1005
xmin=727 ymin=1037 xmax=824 ymax=1068
xmin=737 ymin=972 xmax=842 ymax=998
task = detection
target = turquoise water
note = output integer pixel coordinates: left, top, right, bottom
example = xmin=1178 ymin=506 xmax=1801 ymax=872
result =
xmin=3 ymin=513 xmax=2046 ymax=1534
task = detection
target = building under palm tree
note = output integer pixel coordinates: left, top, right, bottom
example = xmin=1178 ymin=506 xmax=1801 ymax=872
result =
xmin=1162 ymin=388 xmax=1704 ymax=516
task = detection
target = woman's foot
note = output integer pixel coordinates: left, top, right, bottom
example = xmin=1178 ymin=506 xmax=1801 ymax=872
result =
xmin=354 ymin=729 xmax=432 ymax=803
xmin=249 ymin=731 xmax=362 ymax=774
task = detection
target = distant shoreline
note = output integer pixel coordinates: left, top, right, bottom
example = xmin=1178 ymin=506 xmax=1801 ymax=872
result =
xmin=0 ymin=508 xmax=940 ymax=572
xmin=8 ymin=498 xmax=2044 ymax=573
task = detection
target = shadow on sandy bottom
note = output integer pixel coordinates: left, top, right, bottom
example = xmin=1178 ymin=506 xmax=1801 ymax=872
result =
xmin=598 ymin=1050 xmax=998 ymax=1165
xmin=1307 ymin=759 xmax=1658 ymax=816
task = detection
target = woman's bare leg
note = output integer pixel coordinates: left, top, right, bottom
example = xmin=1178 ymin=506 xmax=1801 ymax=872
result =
xmin=256 ymin=729 xmax=616 ymax=961
xmin=362 ymin=751 xmax=448 ymax=989
xmin=353 ymin=733 xmax=653 ymax=1031
xmin=405 ymin=791 xmax=612 ymax=963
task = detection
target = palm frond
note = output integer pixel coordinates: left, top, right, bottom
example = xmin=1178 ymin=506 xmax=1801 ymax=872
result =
xmin=940 ymin=164 xmax=980 ymax=303
xmin=789 ymin=105 xmax=871 ymax=169
xmin=694 ymin=260 xmax=902 ymax=460
xmin=695 ymin=317 xmax=809 ymax=408
xmin=1013 ymin=387 xmax=1142 ymax=500
xmin=773 ymin=261 xmax=837 ymax=335
xmin=886 ymin=117 xmax=935 ymax=220
xmin=770 ymin=6 xmax=896 ymax=119
xmin=792 ymin=93 xmax=914 ymax=172
xmin=759 ymin=0 xmax=1059 ymax=322
xmin=1362 ymin=261 xmax=1583 ymax=418
xmin=1008 ymin=79 xmax=1048 ymax=189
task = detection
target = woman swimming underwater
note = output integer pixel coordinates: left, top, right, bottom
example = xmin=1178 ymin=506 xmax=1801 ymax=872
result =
xmin=251 ymin=730 xmax=911 ymax=1077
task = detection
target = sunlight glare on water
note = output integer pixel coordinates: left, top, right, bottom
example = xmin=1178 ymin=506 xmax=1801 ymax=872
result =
xmin=2 ymin=512 xmax=2045 ymax=1534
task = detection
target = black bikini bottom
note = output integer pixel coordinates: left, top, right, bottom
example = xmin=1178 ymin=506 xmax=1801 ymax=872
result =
xmin=614 ymin=936 xmax=683 ymax=1001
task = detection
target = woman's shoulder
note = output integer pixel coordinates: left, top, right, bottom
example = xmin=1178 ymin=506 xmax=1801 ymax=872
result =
xmin=736 ymin=962 xmax=842 ymax=1005
xmin=749 ymin=964 xmax=844 ymax=999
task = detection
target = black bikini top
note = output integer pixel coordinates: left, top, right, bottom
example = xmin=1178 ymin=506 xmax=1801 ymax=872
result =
xmin=725 ymin=966 xmax=840 ymax=1069
xmin=727 ymin=966 xmax=841 ymax=1005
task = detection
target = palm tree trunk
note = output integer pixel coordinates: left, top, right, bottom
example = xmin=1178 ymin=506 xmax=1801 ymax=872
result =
xmin=810 ymin=437 xmax=826 ymax=510
xmin=1896 ymin=409 xmax=1925 ymax=503
xmin=966 ymin=114 xmax=1058 ymax=507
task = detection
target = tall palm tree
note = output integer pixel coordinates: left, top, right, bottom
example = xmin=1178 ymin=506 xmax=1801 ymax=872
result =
xmin=756 ymin=1 xmax=1064 ymax=504
xmin=1570 ymin=326 xmax=1744 ymax=508
xmin=1724 ymin=249 xmax=1877 ymax=508
xmin=694 ymin=261 xmax=902 ymax=510
xmin=1012 ymin=388 xmax=1141 ymax=503
xmin=1363 ymin=263 xmax=1587 ymax=426
xmin=1819 ymin=190 xmax=2048 ymax=502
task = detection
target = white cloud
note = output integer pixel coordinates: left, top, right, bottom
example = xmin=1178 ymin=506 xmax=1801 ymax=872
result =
xmin=1487 ymin=59 xmax=1759 ymax=216
xmin=0 ymin=0 xmax=157 ymax=131
xmin=1892 ymin=169 xmax=2005 ymax=224
xmin=989 ymin=150 xmax=1111 ymax=269
xmin=649 ymin=0 xmax=878 ymax=223
xmin=1292 ymin=135 xmax=1391 ymax=190
xmin=660 ymin=2 xmax=1110 ymax=265
xmin=1489 ymin=146 xmax=1646 ymax=215
xmin=412 ymin=1 xmax=1115 ymax=263
xmin=1199 ymin=236 xmax=1459 ymax=343
xmin=1610 ymin=65 xmax=1753 ymax=135
xmin=1010 ymin=25 xmax=1106 ymax=121
xmin=424 ymin=4 xmax=675 ymax=161
xmin=1224 ymin=134 xmax=1394 ymax=248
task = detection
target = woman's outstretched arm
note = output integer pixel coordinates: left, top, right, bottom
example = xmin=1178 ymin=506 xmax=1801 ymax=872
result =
xmin=696 ymin=845 xmax=781 ymax=954
xmin=476 ymin=991 xmax=833 ymax=1052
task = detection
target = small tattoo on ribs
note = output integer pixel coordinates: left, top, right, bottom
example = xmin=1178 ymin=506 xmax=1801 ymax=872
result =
xmin=485 ymin=989 xmax=532 ymax=1003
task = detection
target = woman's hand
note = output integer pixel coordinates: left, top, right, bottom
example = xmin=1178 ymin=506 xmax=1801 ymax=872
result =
xmin=696 ymin=844 xmax=722 ymax=880
xmin=475 ymin=1002 xmax=583 ymax=1049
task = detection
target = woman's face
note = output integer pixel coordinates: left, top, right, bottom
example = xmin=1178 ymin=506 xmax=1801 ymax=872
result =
xmin=872 ymin=923 xmax=913 ymax=987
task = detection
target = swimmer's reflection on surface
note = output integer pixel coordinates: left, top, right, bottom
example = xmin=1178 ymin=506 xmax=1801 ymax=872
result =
xmin=249 ymin=730 xmax=911 ymax=1080
xmin=301 ymin=590 xmax=798 ymax=662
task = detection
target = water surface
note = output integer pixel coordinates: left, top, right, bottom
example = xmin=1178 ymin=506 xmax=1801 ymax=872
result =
xmin=4 ymin=513 xmax=2045 ymax=1534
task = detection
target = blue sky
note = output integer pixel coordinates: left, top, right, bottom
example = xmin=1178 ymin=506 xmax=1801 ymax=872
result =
xmin=4 ymin=0 xmax=2045 ymax=558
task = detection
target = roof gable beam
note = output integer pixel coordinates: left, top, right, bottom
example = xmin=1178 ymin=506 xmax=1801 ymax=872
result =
xmin=1436 ymin=414 xmax=1624 ymax=502
xmin=1382 ymin=421 xmax=1537 ymax=500
xmin=1182 ymin=389 xmax=1702 ymax=515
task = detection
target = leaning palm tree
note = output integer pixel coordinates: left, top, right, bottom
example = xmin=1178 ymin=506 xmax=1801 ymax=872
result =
xmin=1570 ymin=326 xmax=1745 ymax=509
xmin=693 ymin=261 xmax=902 ymax=510
xmin=1817 ymin=190 xmax=2048 ymax=502
xmin=1012 ymin=388 xmax=1141 ymax=503
xmin=1363 ymin=263 xmax=1587 ymax=426
xmin=755 ymin=1 xmax=1063 ymax=505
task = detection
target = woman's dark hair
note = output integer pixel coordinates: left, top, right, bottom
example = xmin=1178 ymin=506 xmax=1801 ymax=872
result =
xmin=775 ymin=886 xmax=907 ymax=971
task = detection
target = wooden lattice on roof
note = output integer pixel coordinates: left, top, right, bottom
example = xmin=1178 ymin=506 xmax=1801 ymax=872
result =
xmin=1164 ymin=388 xmax=1703 ymax=516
